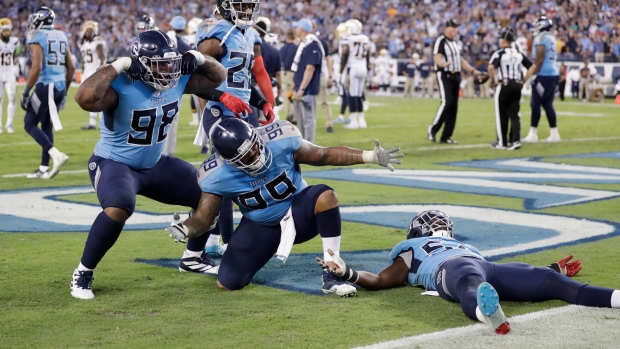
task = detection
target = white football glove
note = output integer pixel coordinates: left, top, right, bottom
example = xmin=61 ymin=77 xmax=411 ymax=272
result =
xmin=362 ymin=139 xmax=404 ymax=171
xmin=165 ymin=213 xmax=188 ymax=243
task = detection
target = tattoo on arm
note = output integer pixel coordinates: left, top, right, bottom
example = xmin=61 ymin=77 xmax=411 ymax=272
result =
xmin=195 ymin=55 xmax=226 ymax=86
xmin=185 ymin=193 xmax=223 ymax=239
xmin=82 ymin=65 xmax=117 ymax=100
xmin=294 ymin=141 xmax=363 ymax=166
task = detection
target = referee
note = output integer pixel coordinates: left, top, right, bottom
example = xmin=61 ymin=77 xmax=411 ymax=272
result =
xmin=427 ymin=19 xmax=480 ymax=144
xmin=488 ymin=27 xmax=537 ymax=150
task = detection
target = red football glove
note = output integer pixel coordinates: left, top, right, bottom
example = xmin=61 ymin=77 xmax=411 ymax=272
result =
xmin=548 ymin=254 xmax=582 ymax=277
xmin=219 ymin=92 xmax=252 ymax=118
xmin=259 ymin=103 xmax=276 ymax=125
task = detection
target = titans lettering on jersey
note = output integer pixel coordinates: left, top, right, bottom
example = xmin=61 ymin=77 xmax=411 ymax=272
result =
xmin=533 ymin=33 xmax=558 ymax=76
xmin=197 ymin=121 xmax=307 ymax=223
xmin=27 ymin=29 xmax=69 ymax=87
xmin=197 ymin=19 xmax=261 ymax=117
xmin=388 ymin=237 xmax=483 ymax=291
xmin=93 ymin=73 xmax=191 ymax=169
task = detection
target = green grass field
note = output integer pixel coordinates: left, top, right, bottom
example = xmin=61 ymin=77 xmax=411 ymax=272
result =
xmin=1 ymin=86 xmax=619 ymax=348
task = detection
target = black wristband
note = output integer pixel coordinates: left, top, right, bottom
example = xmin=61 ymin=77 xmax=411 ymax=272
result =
xmin=344 ymin=266 xmax=359 ymax=283
xmin=547 ymin=263 xmax=561 ymax=273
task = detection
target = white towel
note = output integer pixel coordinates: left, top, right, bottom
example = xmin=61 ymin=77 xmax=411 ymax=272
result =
xmin=421 ymin=291 xmax=439 ymax=297
xmin=48 ymin=82 xmax=63 ymax=131
xmin=291 ymin=34 xmax=325 ymax=73
xmin=193 ymin=113 xmax=207 ymax=146
xmin=276 ymin=207 xmax=297 ymax=263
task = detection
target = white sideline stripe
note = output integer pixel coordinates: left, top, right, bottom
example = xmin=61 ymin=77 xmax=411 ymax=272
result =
xmin=418 ymin=136 xmax=620 ymax=151
xmin=2 ymin=161 xmax=204 ymax=178
xmin=352 ymin=305 xmax=620 ymax=349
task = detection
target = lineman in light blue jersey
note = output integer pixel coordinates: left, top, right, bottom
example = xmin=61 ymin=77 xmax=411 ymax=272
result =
xmin=70 ymin=30 xmax=228 ymax=300
xmin=195 ymin=0 xmax=278 ymax=258
xmin=21 ymin=7 xmax=75 ymax=179
xmin=523 ymin=16 xmax=561 ymax=144
xmin=167 ymin=117 xmax=403 ymax=296
xmin=318 ymin=209 xmax=620 ymax=335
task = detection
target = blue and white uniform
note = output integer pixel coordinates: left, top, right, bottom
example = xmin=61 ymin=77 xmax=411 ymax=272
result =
xmin=532 ymin=33 xmax=558 ymax=77
xmin=28 ymin=29 xmax=68 ymax=88
xmin=388 ymin=237 xmax=482 ymax=291
xmin=198 ymin=120 xmax=306 ymax=223
xmin=197 ymin=19 xmax=261 ymax=121
xmin=530 ymin=32 xmax=559 ymax=130
xmin=94 ymin=73 xmax=190 ymax=169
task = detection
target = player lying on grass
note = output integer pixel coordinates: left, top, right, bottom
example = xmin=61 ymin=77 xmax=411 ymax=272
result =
xmin=317 ymin=209 xmax=620 ymax=335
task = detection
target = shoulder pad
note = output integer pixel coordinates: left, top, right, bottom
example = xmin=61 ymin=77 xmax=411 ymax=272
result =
xmin=197 ymin=154 xmax=225 ymax=184
xmin=199 ymin=18 xmax=225 ymax=36
xmin=257 ymin=120 xmax=302 ymax=142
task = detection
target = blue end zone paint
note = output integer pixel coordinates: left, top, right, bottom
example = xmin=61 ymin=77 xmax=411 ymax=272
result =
xmin=136 ymin=250 xmax=391 ymax=296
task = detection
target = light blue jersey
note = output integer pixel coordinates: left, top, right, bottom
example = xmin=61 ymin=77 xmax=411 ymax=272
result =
xmin=93 ymin=73 xmax=191 ymax=169
xmin=197 ymin=19 xmax=261 ymax=117
xmin=27 ymin=29 xmax=68 ymax=88
xmin=197 ymin=121 xmax=306 ymax=223
xmin=388 ymin=237 xmax=483 ymax=291
xmin=533 ymin=33 xmax=559 ymax=76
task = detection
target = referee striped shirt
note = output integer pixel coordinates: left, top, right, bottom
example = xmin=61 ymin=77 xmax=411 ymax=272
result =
xmin=433 ymin=35 xmax=461 ymax=73
xmin=489 ymin=47 xmax=533 ymax=82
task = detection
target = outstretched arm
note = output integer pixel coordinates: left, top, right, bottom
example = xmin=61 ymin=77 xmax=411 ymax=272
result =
xmin=294 ymin=139 xmax=403 ymax=171
xmin=317 ymin=249 xmax=408 ymax=291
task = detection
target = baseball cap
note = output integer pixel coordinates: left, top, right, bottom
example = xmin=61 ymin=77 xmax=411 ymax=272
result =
xmin=445 ymin=19 xmax=460 ymax=28
xmin=292 ymin=18 xmax=312 ymax=33
xmin=170 ymin=16 xmax=187 ymax=31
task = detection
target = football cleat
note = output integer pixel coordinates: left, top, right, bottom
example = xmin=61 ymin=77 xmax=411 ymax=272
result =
xmin=489 ymin=140 xmax=505 ymax=150
xmin=358 ymin=115 xmax=367 ymax=129
xmin=179 ymin=252 xmax=219 ymax=275
xmin=204 ymin=242 xmax=227 ymax=258
xmin=521 ymin=133 xmax=538 ymax=143
xmin=506 ymin=141 xmax=521 ymax=150
xmin=427 ymin=126 xmax=436 ymax=142
xmin=440 ymin=139 xmax=458 ymax=144
xmin=81 ymin=124 xmax=97 ymax=130
xmin=363 ymin=100 xmax=370 ymax=112
xmin=333 ymin=115 xmax=345 ymax=124
xmin=70 ymin=268 xmax=95 ymax=300
xmin=48 ymin=147 xmax=69 ymax=178
xmin=321 ymin=270 xmax=357 ymax=297
xmin=477 ymin=282 xmax=510 ymax=335
xmin=26 ymin=169 xmax=51 ymax=179
xmin=6 ymin=125 xmax=14 ymax=134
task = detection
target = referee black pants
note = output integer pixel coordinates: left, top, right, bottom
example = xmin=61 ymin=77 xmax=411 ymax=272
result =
xmin=429 ymin=72 xmax=461 ymax=142
xmin=494 ymin=80 xmax=522 ymax=146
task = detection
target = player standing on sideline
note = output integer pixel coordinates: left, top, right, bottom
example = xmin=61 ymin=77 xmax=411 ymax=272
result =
xmin=427 ymin=19 xmax=480 ymax=144
xmin=166 ymin=118 xmax=403 ymax=295
xmin=194 ymin=0 xmax=277 ymax=258
xmin=317 ymin=209 xmax=620 ymax=335
xmin=79 ymin=20 xmax=106 ymax=130
xmin=21 ymin=7 xmax=74 ymax=179
xmin=0 ymin=18 xmax=19 ymax=134
xmin=375 ymin=49 xmax=394 ymax=96
xmin=163 ymin=16 xmax=191 ymax=157
xmin=488 ymin=27 xmax=537 ymax=150
xmin=332 ymin=22 xmax=350 ymax=125
xmin=340 ymin=19 xmax=370 ymax=130
xmin=71 ymin=29 xmax=227 ymax=299
xmin=522 ymin=16 xmax=561 ymax=143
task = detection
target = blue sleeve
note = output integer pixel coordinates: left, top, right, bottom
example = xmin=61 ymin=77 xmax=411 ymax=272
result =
xmin=28 ymin=31 xmax=46 ymax=45
xmin=254 ymin=30 xmax=262 ymax=44
xmin=388 ymin=240 xmax=412 ymax=264
xmin=306 ymin=42 xmax=322 ymax=66
xmin=197 ymin=21 xmax=229 ymax=45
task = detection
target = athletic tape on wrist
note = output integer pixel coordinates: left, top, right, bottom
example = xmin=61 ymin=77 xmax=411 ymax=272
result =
xmin=362 ymin=150 xmax=375 ymax=164
xmin=111 ymin=57 xmax=132 ymax=74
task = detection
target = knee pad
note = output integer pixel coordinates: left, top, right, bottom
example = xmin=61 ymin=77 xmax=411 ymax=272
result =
xmin=103 ymin=189 xmax=136 ymax=215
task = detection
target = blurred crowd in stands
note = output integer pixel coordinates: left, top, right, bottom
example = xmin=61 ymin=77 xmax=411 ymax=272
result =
xmin=4 ymin=0 xmax=620 ymax=64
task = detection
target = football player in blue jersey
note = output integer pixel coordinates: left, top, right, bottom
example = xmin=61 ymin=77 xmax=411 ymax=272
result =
xmin=167 ymin=117 xmax=403 ymax=296
xmin=21 ymin=6 xmax=75 ymax=179
xmin=522 ymin=16 xmax=561 ymax=144
xmin=70 ymin=30 xmax=227 ymax=300
xmin=317 ymin=210 xmax=620 ymax=334
xmin=194 ymin=0 xmax=278 ymax=257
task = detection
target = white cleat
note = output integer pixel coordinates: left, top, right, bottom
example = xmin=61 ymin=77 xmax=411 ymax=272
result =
xmin=358 ymin=116 xmax=367 ymax=129
xmin=521 ymin=133 xmax=538 ymax=143
xmin=70 ymin=268 xmax=95 ymax=300
xmin=26 ymin=169 xmax=51 ymax=179
xmin=477 ymin=282 xmax=510 ymax=335
xmin=48 ymin=147 xmax=69 ymax=178
xmin=363 ymin=100 xmax=370 ymax=112
xmin=6 ymin=125 xmax=14 ymax=134
xmin=321 ymin=271 xmax=357 ymax=297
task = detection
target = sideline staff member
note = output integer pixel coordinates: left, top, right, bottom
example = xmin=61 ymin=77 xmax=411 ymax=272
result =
xmin=488 ymin=27 xmax=537 ymax=150
xmin=427 ymin=19 xmax=480 ymax=144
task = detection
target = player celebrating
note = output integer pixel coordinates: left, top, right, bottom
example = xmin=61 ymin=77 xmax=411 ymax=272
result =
xmin=71 ymin=29 xmax=227 ymax=299
xmin=374 ymin=49 xmax=393 ymax=96
xmin=0 ymin=18 xmax=19 ymax=134
xmin=22 ymin=7 xmax=74 ymax=179
xmin=340 ymin=19 xmax=370 ymax=130
xmin=167 ymin=118 xmax=403 ymax=296
xmin=193 ymin=0 xmax=277 ymax=258
xmin=317 ymin=209 xmax=620 ymax=335
xmin=79 ymin=20 xmax=106 ymax=130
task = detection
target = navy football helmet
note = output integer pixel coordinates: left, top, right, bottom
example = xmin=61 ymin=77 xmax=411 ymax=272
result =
xmin=27 ymin=6 xmax=56 ymax=32
xmin=209 ymin=118 xmax=272 ymax=176
xmin=136 ymin=15 xmax=156 ymax=33
xmin=130 ymin=30 xmax=181 ymax=90
xmin=532 ymin=16 xmax=553 ymax=36
xmin=216 ymin=0 xmax=260 ymax=29
xmin=407 ymin=210 xmax=454 ymax=239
